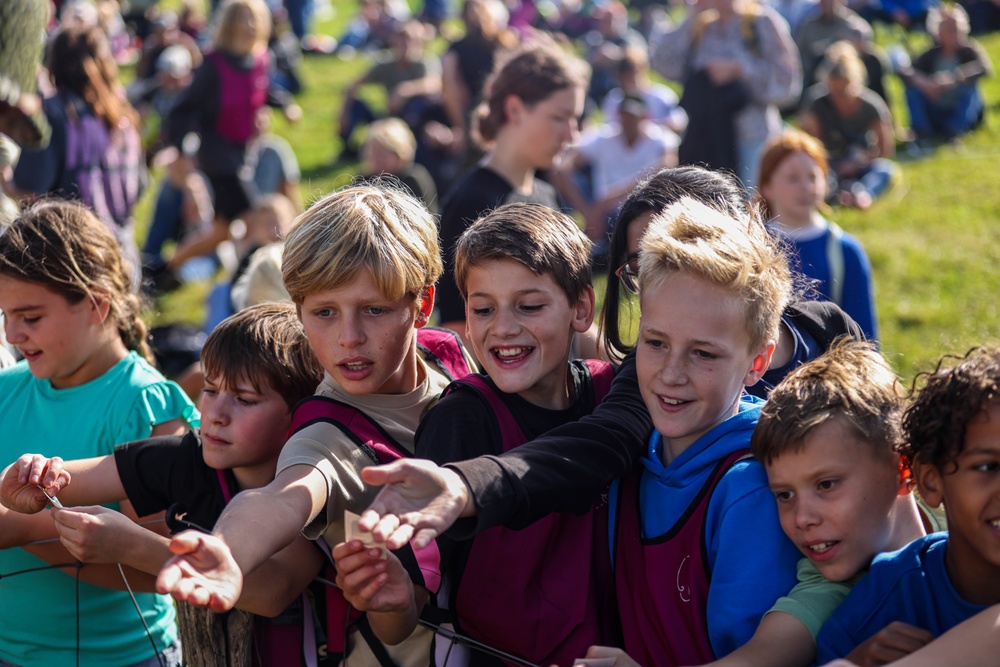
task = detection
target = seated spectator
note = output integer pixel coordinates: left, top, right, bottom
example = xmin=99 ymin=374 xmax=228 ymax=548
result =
xmin=861 ymin=0 xmax=939 ymax=30
xmin=132 ymin=10 xmax=201 ymax=83
xmin=128 ymin=44 xmax=195 ymax=162
xmin=601 ymin=45 xmax=688 ymax=136
xmin=758 ymin=129 xmax=879 ymax=341
xmin=335 ymin=0 xmax=412 ymax=56
xmin=582 ymin=1 xmax=647 ymax=108
xmin=243 ymin=108 xmax=303 ymax=212
xmin=361 ymin=118 xmax=439 ymax=213
xmin=554 ymin=93 xmax=678 ymax=254
xmin=336 ymin=20 xmax=441 ymax=162
xmin=800 ymin=41 xmax=897 ymax=209
xmin=795 ymin=0 xmax=875 ymax=100
xmin=900 ymin=4 xmax=992 ymax=144
xmin=957 ymin=0 xmax=1000 ymax=34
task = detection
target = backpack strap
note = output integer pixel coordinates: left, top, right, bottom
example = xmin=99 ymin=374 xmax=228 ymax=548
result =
xmin=288 ymin=395 xmax=410 ymax=465
xmin=584 ymin=359 xmax=615 ymax=404
xmin=417 ymin=326 xmax=473 ymax=381
xmin=446 ymin=375 xmax=527 ymax=451
xmin=825 ymin=221 xmax=846 ymax=307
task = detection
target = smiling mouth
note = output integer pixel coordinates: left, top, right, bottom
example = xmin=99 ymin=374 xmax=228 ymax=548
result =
xmin=342 ymin=361 xmax=373 ymax=371
xmin=492 ymin=347 xmax=533 ymax=363
xmin=807 ymin=541 xmax=838 ymax=554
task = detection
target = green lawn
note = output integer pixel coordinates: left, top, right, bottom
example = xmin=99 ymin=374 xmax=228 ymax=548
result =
xmin=150 ymin=0 xmax=1000 ymax=384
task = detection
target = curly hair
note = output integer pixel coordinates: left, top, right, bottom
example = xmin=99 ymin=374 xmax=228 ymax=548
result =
xmin=901 ymin=347 xmax=1000 ymax=471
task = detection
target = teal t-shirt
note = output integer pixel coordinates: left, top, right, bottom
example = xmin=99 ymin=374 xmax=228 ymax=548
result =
xmin=0 ymin=352 xmax=199 ymax=667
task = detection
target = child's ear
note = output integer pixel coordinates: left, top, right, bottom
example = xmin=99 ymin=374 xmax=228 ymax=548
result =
xmin=571 ymin=285 xmax=596 ymax=333
xmin=743 ymin=340 xmax=776 ymax=386
xmin=504 ymin=94 xmax=524 ymax=125
xmin=88 ymin=290 xmax=113 ymax=324
xmin=414 ymin=286 xmax=434 ymax=328
xmin=913 ymin=461 xmax=945 ymax=508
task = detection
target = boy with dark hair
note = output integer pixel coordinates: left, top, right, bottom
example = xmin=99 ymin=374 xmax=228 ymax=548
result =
xmin=336 ymin=202 xmax=614 ymax=667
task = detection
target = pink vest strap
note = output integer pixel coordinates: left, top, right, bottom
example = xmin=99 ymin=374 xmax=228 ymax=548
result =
xmin=613 ymin=449 xmax=751 ymax=666
xmin=449 ymin=361 xmax=616 ymax=667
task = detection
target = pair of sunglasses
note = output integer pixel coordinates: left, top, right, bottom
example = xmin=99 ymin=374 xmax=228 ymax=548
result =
xmin=615 ymin=256 xmax=640 ymax=294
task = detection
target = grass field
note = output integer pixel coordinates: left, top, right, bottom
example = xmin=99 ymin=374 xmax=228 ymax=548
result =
xmin=150 ymin=0 xmax=1000 ymax=385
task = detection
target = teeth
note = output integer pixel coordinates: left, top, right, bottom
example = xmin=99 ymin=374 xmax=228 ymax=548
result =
xmin=809 ymin=542 xmax=835 ymax=553
xmin=496 ymin=348 xmax=527 ymax=358
xmin=345 ymin=362 xmax=368 ymax=370
xmin=661 ymin=397 xmax=683 ymax=405
xmin=990 ymin=519 xmax=1000 ymax=529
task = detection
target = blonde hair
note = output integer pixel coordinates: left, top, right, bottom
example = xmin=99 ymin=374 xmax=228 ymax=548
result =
xmin=820 ymin=40 xmax=866 ymax=89
xmin=365 ymin=118 xmax=417 ymax=165
xmin=752 ymin=340 xmax=906 ymax=466
xmin=213 ymin=0 xmax=271 ymax=56
xmin=281 ymin=184 xmax=441 ymax=303
xmin=638 ymin=197 xmax=792 ymax=352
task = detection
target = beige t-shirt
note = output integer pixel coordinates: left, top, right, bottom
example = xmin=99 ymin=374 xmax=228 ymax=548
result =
xmin=275 ymin=349 xmax=465 ymax=667
xmin=276 ymin=353 xmax=455 ymax=547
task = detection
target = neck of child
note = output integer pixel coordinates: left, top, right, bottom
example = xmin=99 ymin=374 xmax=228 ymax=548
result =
xmin=55 ymin=334 xmax=130 ymax=389
xmin=886 ymin=493 xmax=930 ymax=552
xmin=232 ymin=460 xmax=279 ymax=492
xmin=773 ymin=207 xmax=820 ymax=231
xmin=484 ymin=141 xmax=536 ymax=194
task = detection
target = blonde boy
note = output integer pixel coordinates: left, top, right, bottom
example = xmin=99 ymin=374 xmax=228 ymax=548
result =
xmin=599 ymin=197 xmax=801 ymax=665
xmin=154 ymin=184 xmax=474 ymax=666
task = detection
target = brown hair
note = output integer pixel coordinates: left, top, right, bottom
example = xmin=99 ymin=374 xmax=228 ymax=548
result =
xmin=752 ymin=339 xmax=906 ymax=467
xmin=471 ymin=37 xmax=590 ymax=147
xmin=902 ymin=347 xmax=1000 ymax=472
xmin=46 ymin=24 xmax=139 ymax=130
xmin=454 ymin=202 xmax=592 ymax=303
xmin=201 ymin=302 xmax=322 ymax=409
xmin=214 ymin=0 xmax=271 ymax=56
xmin=0 ymin=200 xmax=152 ymax=363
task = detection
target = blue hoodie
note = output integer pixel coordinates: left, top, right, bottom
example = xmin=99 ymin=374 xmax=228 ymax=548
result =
xmin=610 ymin=396 xmax=801 ymax=658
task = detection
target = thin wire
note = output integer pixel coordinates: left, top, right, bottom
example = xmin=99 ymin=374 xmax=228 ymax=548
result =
xmin=117 ymin=564 xmax=167 ymax=667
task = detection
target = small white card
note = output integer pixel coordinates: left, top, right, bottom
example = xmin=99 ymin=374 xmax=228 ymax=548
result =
xmin=344 ymin=509 xmax=388 ymax=560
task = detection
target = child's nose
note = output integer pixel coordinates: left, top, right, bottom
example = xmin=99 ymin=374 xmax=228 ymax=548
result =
xmin=339 ymin=317 xmax=366 ymax=348
xmin=658 ymin=355 xmax=687 ymax=384
xmin=794 ymin=498 xmax=821 ymax=529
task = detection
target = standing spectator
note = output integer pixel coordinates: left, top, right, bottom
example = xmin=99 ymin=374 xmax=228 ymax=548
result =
xmin=900 ymin=4 xmax=992 ymax=144
xmin=164 ymin=0 xmax=300 ymax=272
xmin=800 ymin=40 xmax=897 ymax=209
xmin=435 ymin=38 xmax=589 ymax=336
xmin=12 ymin=23 xmax=145 ymax=269
xmin=650 ymin=0 xmax=801 ymax=187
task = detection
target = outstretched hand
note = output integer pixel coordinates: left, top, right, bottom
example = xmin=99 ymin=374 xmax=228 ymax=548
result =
xmin=0 ymin=454 xmax=71 ymax=513
xmin=156 ymin=531 xmax=244 ymax=613
xmin=358 ymin=459 xmax=471 ymax=550
xmin=333 ymin=540 xmax=414 ymax=614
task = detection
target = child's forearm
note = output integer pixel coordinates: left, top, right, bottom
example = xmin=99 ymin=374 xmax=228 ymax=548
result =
xmin=369 ymin=586 xmax=429 ymax=646
xmin=883 ymin=605 xmax=1000 ymax=667
xmin=0 ymin=504 xmax=57 ymax=547
xmin=238 ymin=535 xmax=325 ymax=617
xmin=700 ymin=611 xmax=815 ymax=667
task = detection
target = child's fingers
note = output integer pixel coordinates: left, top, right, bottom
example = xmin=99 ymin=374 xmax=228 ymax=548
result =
xmin=331 ymin=539 xmax=367 ymax=561
xmin=334 ymin=545 xmax=386 ymax=576
xmin=168 ymin=529 xmax=206 ymax=556
xmin=336 ymin=558 xmax=387 ymax=592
